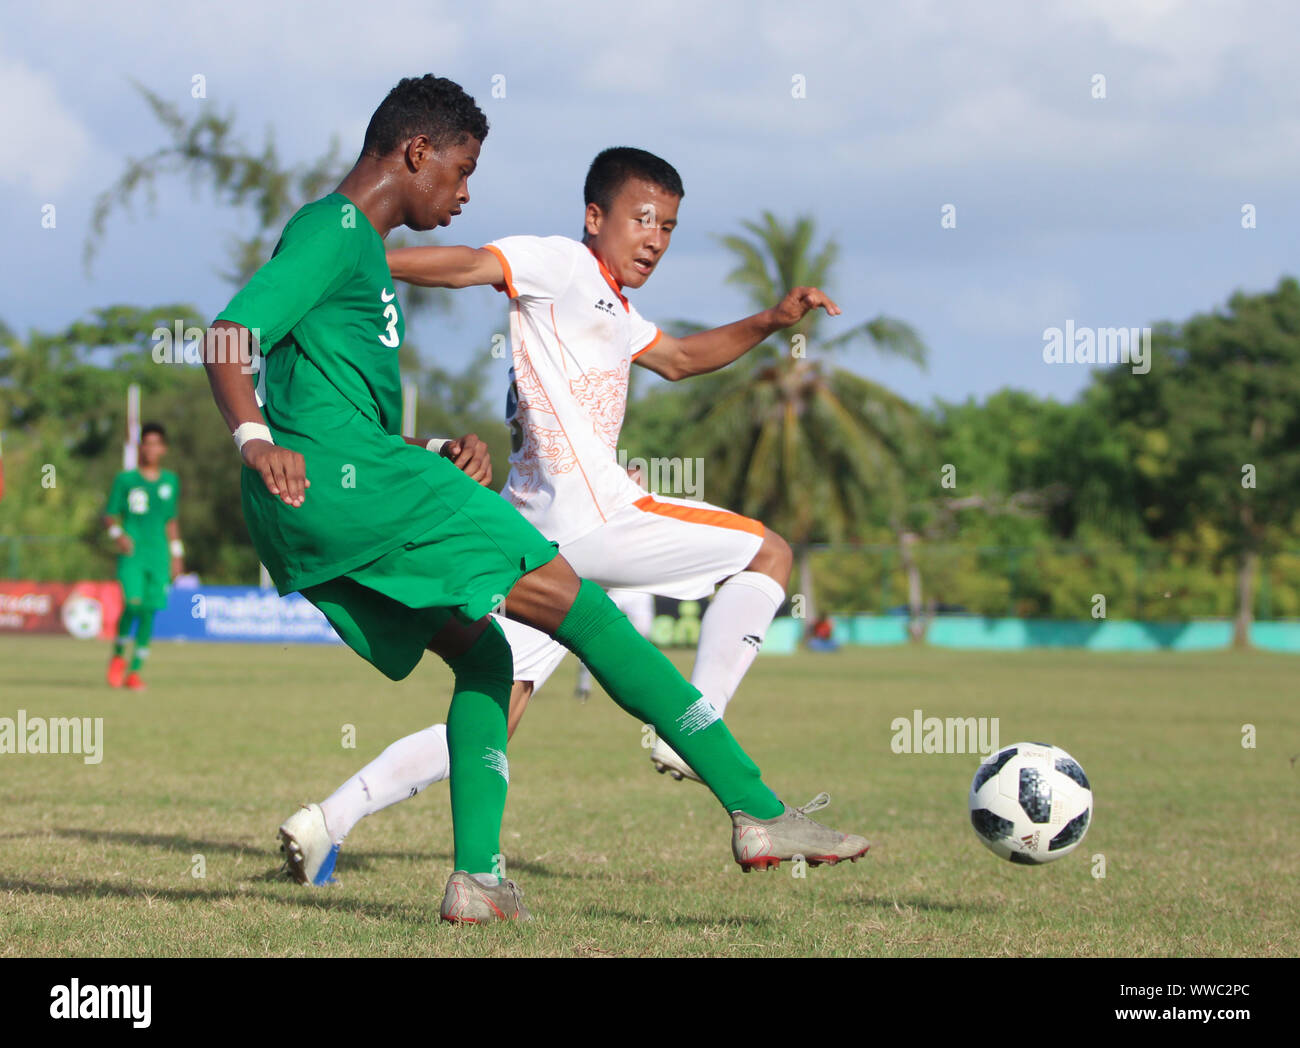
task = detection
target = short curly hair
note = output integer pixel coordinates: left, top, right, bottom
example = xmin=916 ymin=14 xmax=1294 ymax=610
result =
xmin=362 ymin=75 xmax=489 ymax=157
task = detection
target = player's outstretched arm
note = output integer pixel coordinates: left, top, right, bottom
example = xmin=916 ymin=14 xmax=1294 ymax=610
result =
xmin=635 ymin=286 xmax=841 ymax=382
xmin=387 ymin=246 xmax=505 ymax=289
xmin=203 ymin=321 xmax=310 ymax=507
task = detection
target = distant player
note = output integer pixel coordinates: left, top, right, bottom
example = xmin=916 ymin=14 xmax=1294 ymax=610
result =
xmin=279 ymin=147 xmax=855 ymax=883
xmin=207 ymin=77 xmax=868 ymax=920
xmin=104 ymin=422 xmax=184 ymax=690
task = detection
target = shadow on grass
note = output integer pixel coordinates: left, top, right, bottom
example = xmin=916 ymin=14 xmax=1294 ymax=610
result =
xmin=39 ymin=828 xmax=682 ymax=890
xmin=849 ymin=894 xmax=999 ymax=915
xmin=0 ymin=874 xmax=433 ymax=923
xmin=576 ymin=906 xmax=775 ymax=929
xmin=50 ymin=827 xmax=267 ymax=857
xmin=48 ymin=828 xmax=448 ymax=871
xmin=497 ymin=857 xmax=675 ymax=885
xmin=1 ymin=679 xmax=114 ymax=689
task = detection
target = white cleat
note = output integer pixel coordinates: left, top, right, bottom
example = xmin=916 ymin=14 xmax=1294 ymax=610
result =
xmin=650 ymin=737 xmax=704 ymax=785
xmin=277 ymin=803 xmax=341 ymax=886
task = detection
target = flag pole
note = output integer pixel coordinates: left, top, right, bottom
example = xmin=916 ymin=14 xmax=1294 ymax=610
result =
xmin=401 ymin=381 xmax=417 ymax=440
xmin=124 ymin=383 xmax=141 ymax=470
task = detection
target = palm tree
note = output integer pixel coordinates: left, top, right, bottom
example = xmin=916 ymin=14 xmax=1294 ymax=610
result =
xmin=679 ymin=213 xmax=929 ymax=620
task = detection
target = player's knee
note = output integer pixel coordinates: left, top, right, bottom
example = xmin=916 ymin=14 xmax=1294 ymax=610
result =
xmin=446 ymin=618 xmax=513 ymax=688
xmin=749 ymin=528 xmax=792 ymax=584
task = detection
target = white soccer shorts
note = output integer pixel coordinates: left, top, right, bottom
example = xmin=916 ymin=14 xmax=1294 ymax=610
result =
xmin=495 ymin=493 xmax=765 ymax=693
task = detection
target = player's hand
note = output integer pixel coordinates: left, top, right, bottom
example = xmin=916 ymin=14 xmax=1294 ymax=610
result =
xmin=115 ymin=535 xmax=134 ymax=556
xmin=242 ymin=439 xmax=310 ymax=507
xmin=443 ymin=433 xmax=492 ymax=486
xmin=767 ymin=286 xmax=841 ymax=329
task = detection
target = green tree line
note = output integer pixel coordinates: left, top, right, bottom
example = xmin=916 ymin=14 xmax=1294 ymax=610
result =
xmin=3 ymin=85 xmax=1298 ymax=649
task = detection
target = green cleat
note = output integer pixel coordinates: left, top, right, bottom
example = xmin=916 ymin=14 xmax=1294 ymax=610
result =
xmin=731 ymin=793 xmax=870 ymax=872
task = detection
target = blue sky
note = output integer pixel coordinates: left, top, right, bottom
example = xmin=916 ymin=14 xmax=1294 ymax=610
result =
xmin=4 ymin=0 xmax=1298 ymax=411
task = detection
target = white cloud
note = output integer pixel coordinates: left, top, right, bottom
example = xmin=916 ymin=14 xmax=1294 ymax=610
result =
xmin=4 ymin=0 xmax=1300 ymax=408
xmin=0 ymin=55 xmax=94 ymax=196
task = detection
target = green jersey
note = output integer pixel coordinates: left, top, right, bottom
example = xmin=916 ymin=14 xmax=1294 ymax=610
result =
xmin=216 ymin=193 xmax=476 ymax=595
xmin=107 ymin=468 xmax=179 ymax=563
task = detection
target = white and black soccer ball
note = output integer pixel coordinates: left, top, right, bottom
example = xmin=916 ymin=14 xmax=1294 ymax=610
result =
xmin=61 ymin=594 xmax=104 ymax=641
xmin=968 ymin=742 xmax=1092 ymax=865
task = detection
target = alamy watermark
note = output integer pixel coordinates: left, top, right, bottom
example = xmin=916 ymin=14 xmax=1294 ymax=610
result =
xmin=890 ymin=708 xmax=999 ymax=755
xmin=1 ymin=710 xmax=104 ymax=765
xmin=616 ymin=450 xmax=703 ymax=500
xmin=1042 ymin=320 xmax=1150 ymax=375
xmin=152 ymin=322 xmax=262 ymax=375
xmin=50 ymin=980 xmax=150 ymax=1028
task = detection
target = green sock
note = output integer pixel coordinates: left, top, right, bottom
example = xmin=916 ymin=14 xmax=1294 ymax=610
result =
xmin=114 ymin=607 xmax=138 ymax=658
xmin=444 ymin=620 xmax=514 ymax=875
xmin=129 ymin=610 xmax=155 ymax=674
xmin=554 ymin=579 xmax=782 ymax=818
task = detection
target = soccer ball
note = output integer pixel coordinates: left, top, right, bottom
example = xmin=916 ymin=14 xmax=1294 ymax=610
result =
xmin=968 ymin=742 xmax=1092 ymax=865
xmin=61 ymin=594 xmax=104 ymax=640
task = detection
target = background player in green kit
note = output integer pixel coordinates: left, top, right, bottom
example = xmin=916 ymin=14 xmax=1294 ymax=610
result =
xmin=203 ymin=75 xmax=868 ymax=924
xmin=104 ymin=422 xmax=184 ymax=691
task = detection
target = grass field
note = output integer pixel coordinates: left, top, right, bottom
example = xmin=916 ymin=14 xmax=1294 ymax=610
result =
xmin=1 ymin=635 xmax=1296 ymax=957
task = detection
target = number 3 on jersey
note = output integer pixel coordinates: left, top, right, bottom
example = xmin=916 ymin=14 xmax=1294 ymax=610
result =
xmin=378 ymin=287 xmax=400 ymax=348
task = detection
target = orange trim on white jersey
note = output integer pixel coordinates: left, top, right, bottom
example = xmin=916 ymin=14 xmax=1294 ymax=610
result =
xmin=631 ymin=328 xmax=662 ymax=361
xmin=481 ymin=244 xmax=517 ymax=298
xmin=586 ymin=245 xmax=629 ymax=311
xmin=632 ymin=494 xmax=765 ymax=537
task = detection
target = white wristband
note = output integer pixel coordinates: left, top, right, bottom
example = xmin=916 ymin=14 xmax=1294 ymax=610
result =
xmin=233 ymin=422 xmax=274 ymax=451
xmin=170 ymin=540 xmax=184 ymax=558
xmin=425 ymin=437 xmax=451 ymax=455
xmin=108 ymin=524 xmax=124 ymax=540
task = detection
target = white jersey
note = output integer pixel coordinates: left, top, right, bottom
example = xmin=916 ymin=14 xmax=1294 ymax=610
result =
xmin=485 ymin=235 xmax=662 ymax=546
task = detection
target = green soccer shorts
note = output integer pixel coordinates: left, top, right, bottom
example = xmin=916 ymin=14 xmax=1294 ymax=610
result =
xmin=118 ymin=555 xmax=170 ymax=611
xmin=300 ymin=479 xmax=558 ymax=682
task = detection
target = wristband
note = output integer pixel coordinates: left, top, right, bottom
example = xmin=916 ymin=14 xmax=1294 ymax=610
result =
xmin=170 ymin=540 xmax=184 ymax=558
xmin=108 ymin=524 xmax=124 ymax=540
xmin=425 ymin=437 xmax=451 ymax=455
xmin=233 ymin=422 xmax=274 ymax=451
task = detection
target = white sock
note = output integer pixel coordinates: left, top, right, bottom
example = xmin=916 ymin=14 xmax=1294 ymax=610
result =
xmin=690 ymin=571 xmax=785 ymax=717
xmin=318 ymin=724 xmax=449 ymax=844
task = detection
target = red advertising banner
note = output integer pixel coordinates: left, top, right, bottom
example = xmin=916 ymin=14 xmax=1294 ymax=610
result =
xmin=0 ymin=581 xmax=123 ymax=640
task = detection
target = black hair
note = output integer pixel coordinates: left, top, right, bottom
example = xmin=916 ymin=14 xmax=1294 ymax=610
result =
xmin=361 ymin=75 xmax=489 ymax=157
xmin=141 ymin=422 xmax=167 ymax=441
xmin=584 ymin=147 xmax=684 ymax=214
